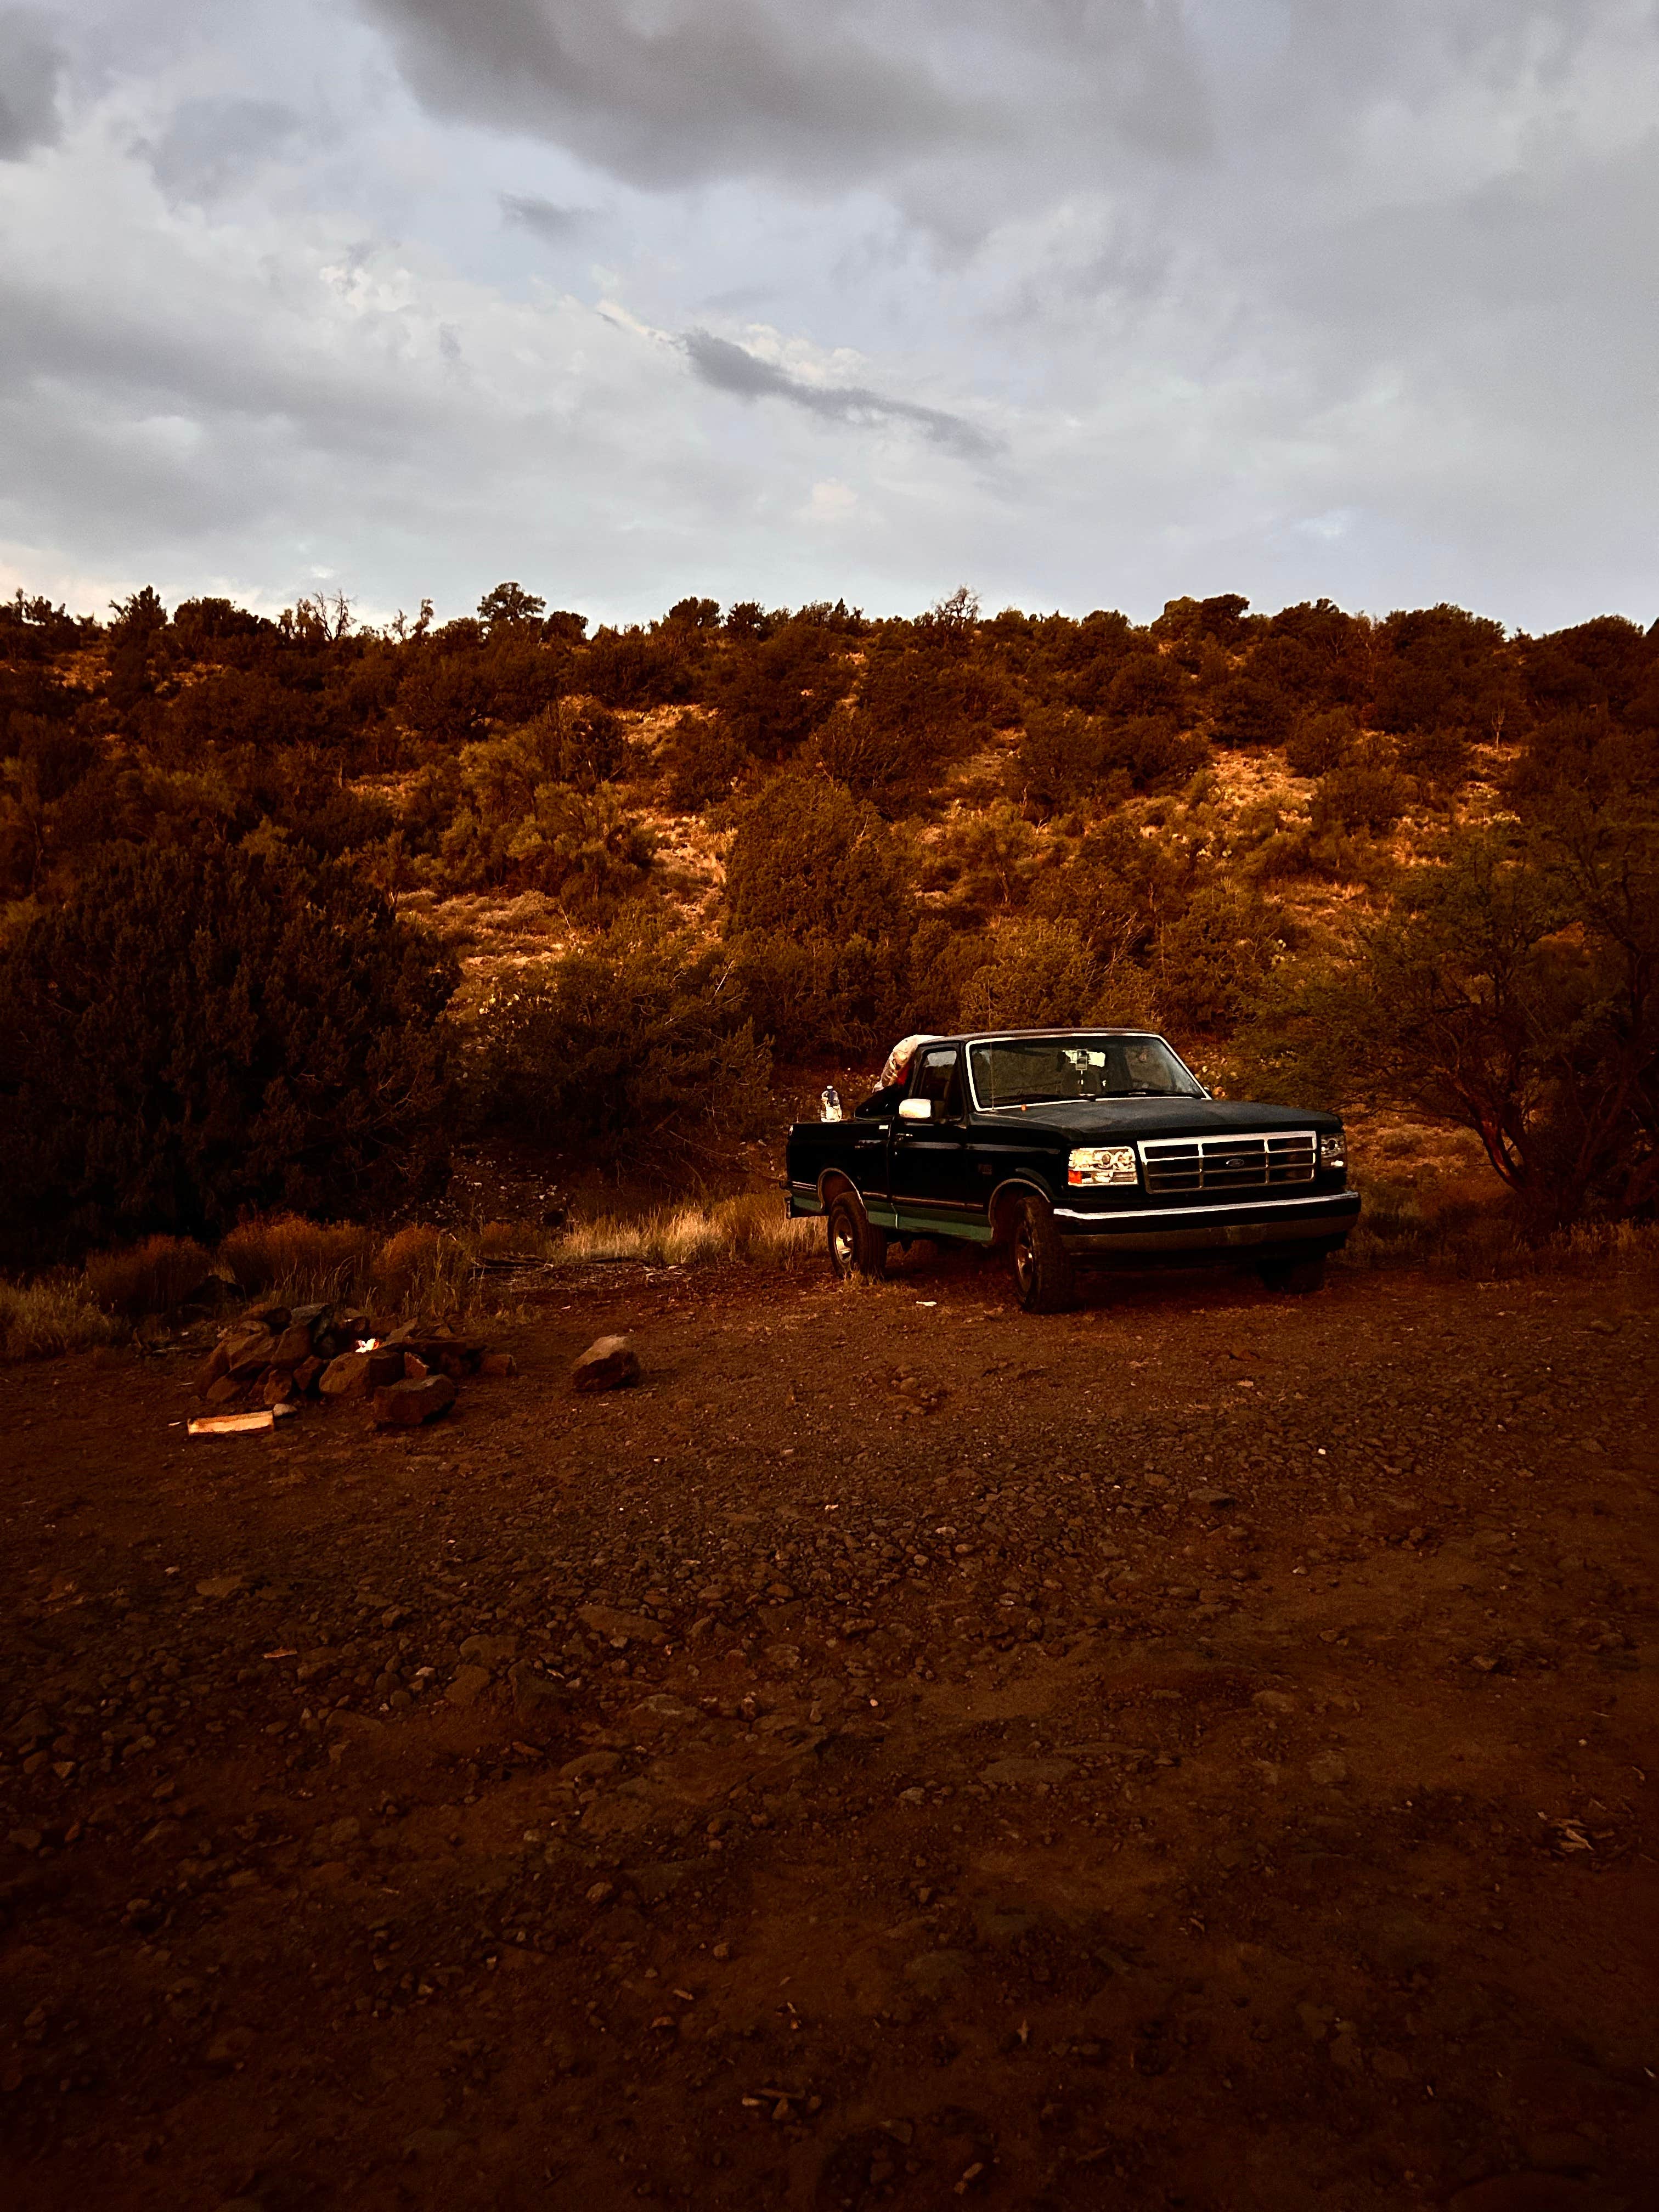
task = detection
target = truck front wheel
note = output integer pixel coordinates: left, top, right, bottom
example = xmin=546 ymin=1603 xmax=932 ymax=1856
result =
xmin=826 ymin=1190 xmax=888 ymax=1281
xmin=1011 ymin=1195 xmax=1076 ymax=1313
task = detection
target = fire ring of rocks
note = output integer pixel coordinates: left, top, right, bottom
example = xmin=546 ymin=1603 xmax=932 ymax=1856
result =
xmin=193 ymin=1301 xmax=516 ymax=1431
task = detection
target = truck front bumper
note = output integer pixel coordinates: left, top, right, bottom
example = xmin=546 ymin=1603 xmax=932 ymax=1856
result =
xmin=1052 ymin=1189 xmax=1361 ymax=1257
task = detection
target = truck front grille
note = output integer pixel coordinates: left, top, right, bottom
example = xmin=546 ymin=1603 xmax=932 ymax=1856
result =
xmin=1138 ymin=1131 xmax=1317 ymax=1196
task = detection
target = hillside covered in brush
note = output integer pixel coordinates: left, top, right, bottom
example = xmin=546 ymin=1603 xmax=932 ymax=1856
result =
xmin=2 ymin=582 xmax=1655 ymax=1258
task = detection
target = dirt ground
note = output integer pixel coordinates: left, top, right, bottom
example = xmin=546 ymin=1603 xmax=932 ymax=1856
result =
xmin=2 ymin=1247 xmax=1656 ymax=2212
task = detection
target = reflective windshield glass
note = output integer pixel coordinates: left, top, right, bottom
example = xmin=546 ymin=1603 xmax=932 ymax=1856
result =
xmin=968 ymin=1034 xmax=1203 ymax=1107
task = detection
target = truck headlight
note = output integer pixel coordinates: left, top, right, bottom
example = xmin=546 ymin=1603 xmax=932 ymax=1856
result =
xmin=1068 ymin=1145 xmax=1138 ymax=1188
xmin=1318 ymin=1131 xmax=1346 ymax=1170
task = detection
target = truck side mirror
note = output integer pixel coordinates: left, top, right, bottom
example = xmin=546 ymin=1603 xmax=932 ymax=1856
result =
xmin=898 ymin=1097 xmax=933 ymax=1123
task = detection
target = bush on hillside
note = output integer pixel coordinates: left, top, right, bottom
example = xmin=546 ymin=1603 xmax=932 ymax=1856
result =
xmin=716 ymin=622 xmax=850 ymax=758
xmin=927 ymin=802 xmax=1041 ymax=912
xmin=469 ymin=916 xmax=772 ymax=1169
xmin=1155 ymin=886 xmax=1286 ymax=1035
xmin=0 ymin=840 xmax=457 ymax=1262
xmin=1029 ymin=812 xmax=1197 ymax=962
xmin=1234 ymin=820 xmax=1659 ymax=1228
xmin=956 ymin=918 xmax=1149 ymax=1032
xmin=725 ymin=772 xmax=912 ymax=945
xmin=1310 ymin=747 xmax=1410 ymax=837
xmin=666 ymin=714 xmax=750 ymax=811
xmin=584 ymin=626 xmax=698 ymax=709
xmin=1209 ymin=674 xmax=1289 ymax=749
xmin=724 ymin=773 xmax=915 ymax=1055
xmin=1008 ymin=708 xmax=1120 ymax=815
xmin=1012 ymin=707 xmax=1205 ymax=812
xmin=814 ymin=706 xmax=918 ymax=814
xmin=431 ymin=715 xmax=653 ymax=910
xmin=1284 ymin=706 xmax=1358 ymax=780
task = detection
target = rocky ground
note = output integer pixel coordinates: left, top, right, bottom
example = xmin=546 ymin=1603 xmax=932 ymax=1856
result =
xmin=2 ymin=1249 xmax=1656 ymax=2212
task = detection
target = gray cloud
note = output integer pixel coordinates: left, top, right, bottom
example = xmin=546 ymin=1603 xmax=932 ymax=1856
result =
xmin=358 ymin=0 xmax=981 ymax=191
xmin=682 ymin=328 xmax=997 ymax=459
xmin=143 ymin=96 xmax=304 ymax=203
xmin=0 ymin=5 xmax=64 ymax=160
xmin=354 ymin=0 xmax=1212 ymax=220
xmin=3 ymin=0 xmax=1658 ymax=632
xmin=499 ymin=190 xmax=595 ymax=243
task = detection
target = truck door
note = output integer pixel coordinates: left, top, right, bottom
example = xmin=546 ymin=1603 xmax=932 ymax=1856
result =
xmin=890 ymin=1045 xmax=981 ymax=1233
xmin=850 ymin=1107 xmax=893 ymax=1202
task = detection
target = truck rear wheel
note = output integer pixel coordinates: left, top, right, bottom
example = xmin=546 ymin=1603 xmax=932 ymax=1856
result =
xmin=826 ymin=1190 xmax=888 ymax=1281
xmin=1011 ymin=1195 xmax=1076 ymax=1313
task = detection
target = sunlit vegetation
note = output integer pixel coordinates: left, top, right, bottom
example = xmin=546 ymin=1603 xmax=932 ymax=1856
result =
xmin=2 ymin=579 xmax=1654 ymax=1272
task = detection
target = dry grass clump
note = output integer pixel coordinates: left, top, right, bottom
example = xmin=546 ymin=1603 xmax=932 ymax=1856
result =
xmin=1338 ymin=1173 xmax=1659 ymax=1280
xmin=476 ymin=1219 xmax=549 ymax=1259
xmin=0 ymin=1278 xmax=125 ymax=1362
xmin=218 ymin=1214 xmax=376 ymax=1299
xmin=371 ymin=1224 xmax=475 ymax=1312
xmin=82 ymin=1234 xmax=217 ymax=1316
xmin=1553 ymin=1218 xmax=1659 ymax=1277
xmin=557 ymin=1192 xmax=819 ymax=1271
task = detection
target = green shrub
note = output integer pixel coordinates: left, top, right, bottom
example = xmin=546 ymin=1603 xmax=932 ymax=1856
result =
xmin=902 ymin=918 xmax=997 ymax=1034
xmin=1007 ymin=709 xmax=1116 ymax=814
xmin=928 ymin=801 xmax=1041 ymax=913
xmin=1099 ymin=716 xmax=1207 ymax=792
xmin=957 ymin=918 xmax=1124 ymax=1031
xmin=732 ymin=930 xmax=911 ymax=1062
xmin=584 ymin=627 xmax=696 ymax=709
xmin=1104 ymin=650 xmax=1189 ymax=724
xmin=0 ymin=839 xmax=457 ymax=1262
xmin=518 ymin=786 xmax=655 ymax=916
xmin=1209 ymin=675 xmax=1289 ymax=749
xmin=1028 ymin=812 xmax=1195 ymax=962
xmin=726 ymin=772 xmax=912 ymax=944
xmin=1311 ymin=748 xmax=1409 ymax=836
xmin=717 ymin=623 xmax=849 ymax=757
xmin=814 ymin=706 xmax=918 ymax=814
xmin=1155 ymin=886 xmax=1285 ymax=1035
xmin=666 ymin=714 xmax=750 ymax=811
xmin=724 ymin=773 xmax=915 ymax=1056
xmin=1395 ymin=723 xmax=1472 ymax=793
xmin=1011 ymin=708 xmax=1206 ymax=815
xmin=1284 ymin=706 xmax=1358 ymax=779
xmin=470 ymin=915 xmax=773 ymax=1169
xmin=1233 ymin=822 xmax=1659 ymax=1229
xmin=431 ymin=718 xmax=652 ymax=908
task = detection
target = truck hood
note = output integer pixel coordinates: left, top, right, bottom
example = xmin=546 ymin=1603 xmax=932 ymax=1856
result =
xmin=973 ymin=1096 xmax=1339 ymax=1142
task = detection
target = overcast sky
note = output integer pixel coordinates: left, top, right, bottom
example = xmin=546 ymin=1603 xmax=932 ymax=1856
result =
xmin=2 ymin=0 xmax=1656 ymax=631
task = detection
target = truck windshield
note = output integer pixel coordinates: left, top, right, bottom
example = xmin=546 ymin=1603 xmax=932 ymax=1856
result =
xmin=969 ymin=1034 xmax=1204 ymax=1108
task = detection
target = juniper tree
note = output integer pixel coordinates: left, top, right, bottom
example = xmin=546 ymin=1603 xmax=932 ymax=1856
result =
xmin=0 ymin=838 xmax=456 ymax=1261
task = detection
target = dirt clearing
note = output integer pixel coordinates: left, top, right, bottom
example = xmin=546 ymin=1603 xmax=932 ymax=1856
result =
xmin=2 ymin=1255 xmax=1656 ymax=2211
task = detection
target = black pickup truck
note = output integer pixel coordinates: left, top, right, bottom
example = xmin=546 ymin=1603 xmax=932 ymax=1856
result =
xmin=786 ymin=1028 xmax=1359 ymax=1311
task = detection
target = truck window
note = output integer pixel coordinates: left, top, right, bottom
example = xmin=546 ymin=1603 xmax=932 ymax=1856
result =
xmin=913 ymin=1047 xmax=964 ymax=1121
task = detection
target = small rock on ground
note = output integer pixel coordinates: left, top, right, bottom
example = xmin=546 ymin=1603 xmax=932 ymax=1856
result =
xmin=571 ymin=1334 xmax=640 ymax=1392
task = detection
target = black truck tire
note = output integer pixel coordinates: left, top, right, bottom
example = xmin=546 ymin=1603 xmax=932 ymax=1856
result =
xmin=1011 ymin=1195 xmax=1076 ymax=1313
xmin=1258 ymin=1254 xmax=1326 ymax=1295
xmin=826 ymin=1190 xmax=888 ymax=1280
